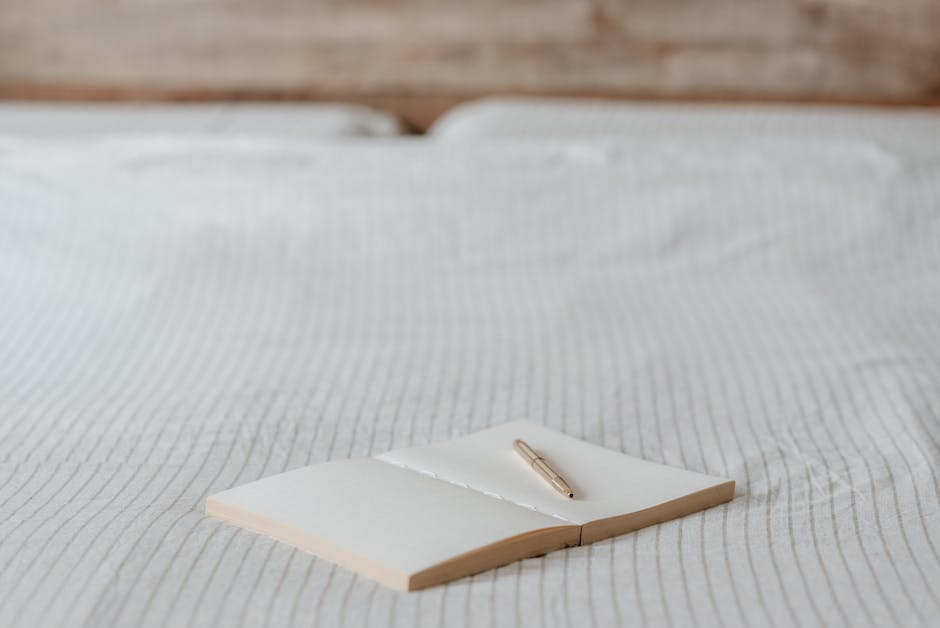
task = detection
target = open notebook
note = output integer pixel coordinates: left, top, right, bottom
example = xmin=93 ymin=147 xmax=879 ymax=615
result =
xmin=206 ymin=420 xmax=734 ymax=591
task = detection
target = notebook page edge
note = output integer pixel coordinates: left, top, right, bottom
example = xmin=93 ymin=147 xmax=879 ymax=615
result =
xmin=205 ymin=457 xmax=567 ymax=589
xmin=580 ymin=479 xmax=735 ymax=544
xmin=205 ymin=494 xmax=411 ymax=591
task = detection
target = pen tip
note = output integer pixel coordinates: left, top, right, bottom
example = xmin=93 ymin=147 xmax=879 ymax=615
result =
xmin=568 ymin=493 xmax=574 ymax=499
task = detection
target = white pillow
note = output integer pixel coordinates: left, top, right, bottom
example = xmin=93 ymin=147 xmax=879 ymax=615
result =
xmin=0 ymin=102 xmax=404 ymax=137
xmin=431 ymin=96 xmax=940 ymax=143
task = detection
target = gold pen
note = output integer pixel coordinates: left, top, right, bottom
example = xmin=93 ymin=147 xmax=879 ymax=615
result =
xmin=513 ymin=439 xmax=574 ymax=499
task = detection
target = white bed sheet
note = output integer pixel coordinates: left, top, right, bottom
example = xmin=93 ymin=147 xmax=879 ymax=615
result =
xmin=1 ymin=118 xmax=939 ymax=627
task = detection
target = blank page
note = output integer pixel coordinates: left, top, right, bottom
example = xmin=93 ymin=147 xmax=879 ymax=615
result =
xmin=376 ymin=420 xmax=732 ymax=526
xmin=207 ymin=458 xmax=567 ymax=588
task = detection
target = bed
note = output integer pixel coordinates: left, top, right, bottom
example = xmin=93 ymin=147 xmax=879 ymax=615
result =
xmin=1 ymin=100 xmax=939 ymax=627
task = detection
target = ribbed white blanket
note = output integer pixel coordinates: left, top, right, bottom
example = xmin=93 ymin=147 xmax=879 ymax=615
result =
xmin=1 ymin=125 xmax=938 ymax=627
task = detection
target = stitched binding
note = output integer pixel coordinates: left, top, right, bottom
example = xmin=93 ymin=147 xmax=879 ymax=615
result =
xmin=377 ymin=455 xmax=577 ymax=524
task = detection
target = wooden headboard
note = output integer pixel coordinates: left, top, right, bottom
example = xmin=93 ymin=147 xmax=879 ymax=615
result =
xmin=2 ymin=0 xmax=939 ymax=130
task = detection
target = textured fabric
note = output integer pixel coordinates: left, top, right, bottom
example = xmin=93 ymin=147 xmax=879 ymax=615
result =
xmin=431 ymin=97 xmax=940 ymax=146
xmin=1 ymin=128 xmax=940 ymax=628
xmin=0 ymin=103 xmax=403 ymax=137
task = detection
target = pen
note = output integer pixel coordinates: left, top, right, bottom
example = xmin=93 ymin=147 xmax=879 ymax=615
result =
xmin=513 ymin=439 xmax=574 ymax=499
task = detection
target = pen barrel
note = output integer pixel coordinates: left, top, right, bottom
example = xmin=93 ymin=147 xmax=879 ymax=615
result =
xmin=513 ymin=438 xmax=574 ymax=498
xmin=513 ymin=439 xmax=538 ymax=462
xmin=532 ymin=458 xmax=560 ymax=481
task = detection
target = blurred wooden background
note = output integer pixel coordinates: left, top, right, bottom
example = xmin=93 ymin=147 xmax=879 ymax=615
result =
xmin=2 ymin=0 xmax=939 ymax=129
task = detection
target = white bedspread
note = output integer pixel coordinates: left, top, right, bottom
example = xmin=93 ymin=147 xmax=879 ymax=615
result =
xmin=1 ymin=126 xmax=939 ymax=627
